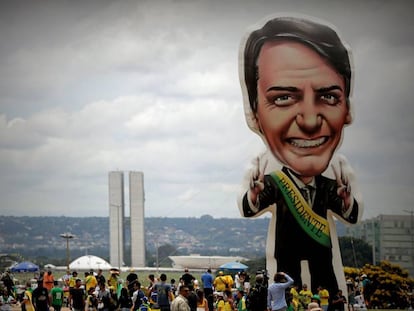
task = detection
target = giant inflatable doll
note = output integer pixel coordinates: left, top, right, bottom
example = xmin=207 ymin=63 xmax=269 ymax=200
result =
xmin=237 ymin=15 xmax=363 ymax=297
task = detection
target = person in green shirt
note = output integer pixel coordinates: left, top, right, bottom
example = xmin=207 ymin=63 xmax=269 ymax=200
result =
xmin=50 ymin=281 xmax=64 ymax=311
xmin=236 ymin=289 xmax=246 ymax=311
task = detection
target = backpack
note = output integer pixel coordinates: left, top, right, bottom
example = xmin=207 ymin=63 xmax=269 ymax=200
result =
xmin=133 ymin=291 xmax=145 ymax=311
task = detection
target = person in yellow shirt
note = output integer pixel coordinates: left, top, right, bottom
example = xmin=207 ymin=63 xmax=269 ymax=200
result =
xmin=22 ymin=282 xmax=34 ymax=311
xmin=290 ymin=284 xmax=300 ymax=311
xmin=224 ymin=274 xmax=234 ymax=290
xmin=107 ymin=270 xmax=119 ymax=288
xmin=85 ymin=272 xmax=98 ymax=293
xmin=213 ymin=272 xmax=228 ymax=292
xmin=299 ymin=284 xmax=313 ymax=309
xmin=216 ymin=292 xmax=233 ymax=311
xmin=69 ymin=271 xmax=78 ymax=290
xmin=317 ymin=286 xmax=329 ymax=311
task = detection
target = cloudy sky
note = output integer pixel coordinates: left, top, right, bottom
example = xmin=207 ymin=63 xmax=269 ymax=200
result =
xmin=1 ymin=0 xmax=413 ymax=219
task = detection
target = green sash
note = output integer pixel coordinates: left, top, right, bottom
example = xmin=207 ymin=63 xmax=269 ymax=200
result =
xmin=270 ymin=170 xmax=331 ymax=247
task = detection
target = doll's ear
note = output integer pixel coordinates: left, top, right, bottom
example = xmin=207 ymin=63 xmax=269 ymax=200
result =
xmin=345 ymin=99 xmax=353 ymax=125
xmin=345 ymin=110 xmax=352 ymax=125
xmin=255 ymin=113 xmax=264 ymax=133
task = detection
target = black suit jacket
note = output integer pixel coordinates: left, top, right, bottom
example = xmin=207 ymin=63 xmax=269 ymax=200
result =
xmin=242 ymin=167 xmax=359 ymax=259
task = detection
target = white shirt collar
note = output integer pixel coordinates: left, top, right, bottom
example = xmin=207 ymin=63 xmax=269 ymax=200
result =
xmin=287 ymin=169 xmax=316 ymax=189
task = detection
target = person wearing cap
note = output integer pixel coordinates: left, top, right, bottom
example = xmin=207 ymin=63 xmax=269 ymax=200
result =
xmin=216 ymin=290 xmax=232 ymax=311
xmin=238 ymin=15 xmax=362 ymax=298
xmin=307 ymin=302 xmax=322 ymax=311
xmin=213 ymin=272 xmax=232 ymax=293
xmin=267 ymin=272 xmax=294 ymax=311
xmin=360 ymin=275 xmax=371 ymax=307
xmin=311 ymin=294 xmax=321 ymax=306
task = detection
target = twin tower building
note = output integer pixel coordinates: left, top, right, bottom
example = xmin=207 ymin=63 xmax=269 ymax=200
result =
xmin=108 ymin=171 xmax=145 ymax=268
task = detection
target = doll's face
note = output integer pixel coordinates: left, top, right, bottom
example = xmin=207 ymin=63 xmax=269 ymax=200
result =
xmin=255 ymin=41 xmax=351 ymax=177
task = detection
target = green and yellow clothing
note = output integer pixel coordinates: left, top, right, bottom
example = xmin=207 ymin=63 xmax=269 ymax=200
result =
xmin=217 ymin=299 xmax=232 ymax=311
xmin=85 ymin=275 xmax=98 ymax=292
xmin=299 ymin=289 xmax=312 ymax=308
xmin=318 ymin=289 xmax=329 ymax=308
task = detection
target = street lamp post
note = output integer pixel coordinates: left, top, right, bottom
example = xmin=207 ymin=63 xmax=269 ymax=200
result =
xmin=60 ymin=233 xmax=74 ymax=271
xmin=155 ymin=238 xmax=159 ymax=273
xmin=371 ymin=220 xmax=376 ymax=265
xmin=118 ymin=205 xmax=121 ymax=270
xmin=110 ymin=203 xmax=122 ymax=269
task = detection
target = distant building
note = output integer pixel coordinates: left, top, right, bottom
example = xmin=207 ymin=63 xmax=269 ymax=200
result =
xmin=169 ymin=255 xmax=247 ymax=269
xmin=109 ymin=171 xmax=146 ymax=268
xmin=70 ymin=255 xmax=112 ymax=270
xmin=346 ymin=214 xmax=414 ymax=277
xmin=108 ymin=171 xmax=125 ymax=268
xmin=129 ymin=171 xmax=145 ymax=267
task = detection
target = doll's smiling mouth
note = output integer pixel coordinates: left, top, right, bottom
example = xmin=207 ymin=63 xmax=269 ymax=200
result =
xmin=288 ymin=136 xmax=327 ymax=148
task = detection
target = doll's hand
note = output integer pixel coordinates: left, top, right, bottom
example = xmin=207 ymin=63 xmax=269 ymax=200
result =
xmin=331 ymin=155 xmax=353 ymax=210
xmin=248 ymin=156 xmax=268 ymax=204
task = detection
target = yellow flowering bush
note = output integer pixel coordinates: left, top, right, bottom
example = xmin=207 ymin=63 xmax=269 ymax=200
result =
xmin=344 ymin=261 xmax=414 ymax=309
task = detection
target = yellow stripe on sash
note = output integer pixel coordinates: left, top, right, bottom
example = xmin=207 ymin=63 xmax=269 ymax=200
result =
xmin=270 ymin=170 xmax=331 ymax=247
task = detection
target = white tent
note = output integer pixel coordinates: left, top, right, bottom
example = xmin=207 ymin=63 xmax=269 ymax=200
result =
xmin=69 ymin=255 xmax=112 ymax=271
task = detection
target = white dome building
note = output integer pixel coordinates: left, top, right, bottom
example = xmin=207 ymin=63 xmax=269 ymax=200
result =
xmin=69 ymin=255 xmax=112 ymax=271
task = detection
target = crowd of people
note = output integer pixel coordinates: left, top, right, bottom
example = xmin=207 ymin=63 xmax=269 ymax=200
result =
xmin=1 ymin=268 xmax=373 ymax=311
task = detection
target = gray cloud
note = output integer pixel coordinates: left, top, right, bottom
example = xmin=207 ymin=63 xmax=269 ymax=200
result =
xmin=0 ymin=0 xmax=413 ymax=218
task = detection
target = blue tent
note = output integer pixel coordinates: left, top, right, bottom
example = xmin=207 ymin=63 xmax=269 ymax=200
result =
xmin=219 ymin=261 xmax=248 ymax=271
xmin=10 ymin=261 xmax=39 ymax=273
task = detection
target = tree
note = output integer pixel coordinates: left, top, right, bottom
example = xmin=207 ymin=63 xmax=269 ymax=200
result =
xmin=344 ymin=261 xmax=414 ymax=309
xmin=157 ymin=244 xmax=176 ymax=267
xmin=339 ymin=236 xmax=372 ymax=267
xmin=244 ymin=257 xmax=267 ymax=286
